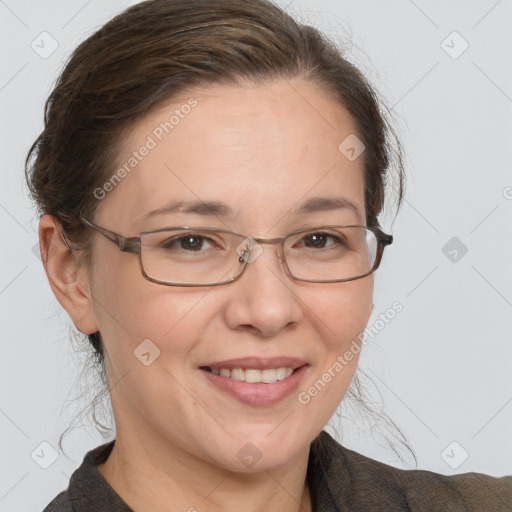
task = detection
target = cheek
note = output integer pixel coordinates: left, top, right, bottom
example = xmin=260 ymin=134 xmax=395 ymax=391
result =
xmin=306 ymin=279 xmax=373 ymax=403
xmin=313 ymin=278 xmax=374 ymax=346
xmin=89 ymin=250 xmax=215 ymax=360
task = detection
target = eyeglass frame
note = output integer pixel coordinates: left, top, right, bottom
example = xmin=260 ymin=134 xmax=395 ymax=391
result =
xmin=79 ymin=214 xmax=393 ymax=287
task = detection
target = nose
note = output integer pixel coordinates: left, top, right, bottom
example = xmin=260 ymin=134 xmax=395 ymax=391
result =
xmin=223 ymin=241 xmax=303 ymax=337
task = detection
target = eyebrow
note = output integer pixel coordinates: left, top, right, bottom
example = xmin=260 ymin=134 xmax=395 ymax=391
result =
xmin=294 ymin=197 xmax=360 ymax=216
xmin=136 ymin=200 xmax=233 ymax=226
xmin=136 ymin=196 xmax=361 ymax=226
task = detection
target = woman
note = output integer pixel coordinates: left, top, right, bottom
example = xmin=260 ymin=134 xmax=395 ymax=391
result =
xmin=26 ymin=0 xmax=511 ymax=510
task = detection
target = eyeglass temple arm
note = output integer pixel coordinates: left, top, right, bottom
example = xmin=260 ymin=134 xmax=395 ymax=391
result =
xmin=80 ymin=216 xmax=140 ymax=254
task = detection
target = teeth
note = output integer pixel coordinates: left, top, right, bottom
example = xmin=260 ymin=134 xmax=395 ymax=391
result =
xmin=209 ymin=367 xmax=294 ymax=383
xmin=231 ymin=368 xmax=245 ymax=381
xmin=276 ymin=367 xmax=287 ymax=380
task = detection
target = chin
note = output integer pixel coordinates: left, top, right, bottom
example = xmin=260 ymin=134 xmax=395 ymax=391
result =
xmin=208 ymin=426 xmax=309 ymax=473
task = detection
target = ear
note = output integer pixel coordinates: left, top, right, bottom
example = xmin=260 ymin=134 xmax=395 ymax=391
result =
xmin=38 ymin=214 xmax=99 ymax=334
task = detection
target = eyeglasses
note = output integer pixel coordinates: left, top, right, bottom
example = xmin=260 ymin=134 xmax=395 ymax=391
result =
xmin=79 ymin=215 xmax=393 ymax=287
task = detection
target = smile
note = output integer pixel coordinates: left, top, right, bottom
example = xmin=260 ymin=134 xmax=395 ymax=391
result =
xmin=199 ymin=364 xmax=309 ymax=407
xmin=201 ymin=366 xmax=295 ymax=383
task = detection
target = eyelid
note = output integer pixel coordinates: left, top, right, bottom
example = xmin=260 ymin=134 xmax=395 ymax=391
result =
xmin=286 ymin=226 xmax=347 ymax=239
xmin=158 ymin=230 xmax=227 ymax=250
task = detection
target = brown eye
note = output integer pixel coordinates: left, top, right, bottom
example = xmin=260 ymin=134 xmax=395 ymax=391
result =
xmin=303 ymin=233 xmax=328 ymax=248
xmin=163 ymin=234 xmax=208 ymax=251
xmin=180 ymin=235 xmax=204 ymax=251
xmin=296 ymin=232 xmax=342 ymax=249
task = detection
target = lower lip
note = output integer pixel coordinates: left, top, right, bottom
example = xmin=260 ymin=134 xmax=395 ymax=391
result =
xmin=200 ymin=365 xmax=309 ymax=407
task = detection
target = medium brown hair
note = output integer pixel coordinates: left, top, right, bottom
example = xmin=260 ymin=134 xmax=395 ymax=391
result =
xmin=25 ymin=0 xmax=410 ymax=460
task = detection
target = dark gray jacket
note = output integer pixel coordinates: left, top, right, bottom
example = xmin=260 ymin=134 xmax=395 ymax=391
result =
xmin=43 ymin=430 xmax=512 ymax=511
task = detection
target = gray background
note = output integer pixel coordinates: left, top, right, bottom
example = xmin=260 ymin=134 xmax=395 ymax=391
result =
xmin=1 ymin=0 xmax=511 ymax=510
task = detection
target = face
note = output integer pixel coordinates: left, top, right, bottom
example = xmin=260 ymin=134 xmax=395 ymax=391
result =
xmin=76 ymin=79 xmax=373 ymax=471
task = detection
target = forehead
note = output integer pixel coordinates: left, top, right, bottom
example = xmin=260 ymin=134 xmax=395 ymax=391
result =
xmin=98 ymin=79 xmax=366 ymax=230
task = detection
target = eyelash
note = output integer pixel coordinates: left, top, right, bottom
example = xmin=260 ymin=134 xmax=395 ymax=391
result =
xmin=160 ymin=231 xmax=345 ymax=252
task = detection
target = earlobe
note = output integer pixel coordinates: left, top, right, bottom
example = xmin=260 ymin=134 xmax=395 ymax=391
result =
xmin=38 ymin=214 xmax=99 ymax=334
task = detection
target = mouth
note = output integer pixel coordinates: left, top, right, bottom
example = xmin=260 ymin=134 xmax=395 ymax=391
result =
xmin=198 ymin=358 xmax=309 ymax=407
xmin=199 ymin=365 xmax=303 ymax=384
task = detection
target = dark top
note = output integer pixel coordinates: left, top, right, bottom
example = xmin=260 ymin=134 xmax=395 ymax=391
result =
xmin=43 ymin=430 xmax=511 ymax=511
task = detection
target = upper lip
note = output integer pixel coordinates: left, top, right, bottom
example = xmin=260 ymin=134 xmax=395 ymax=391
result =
xmin=200 ymin=356 xmax=308 ymax=371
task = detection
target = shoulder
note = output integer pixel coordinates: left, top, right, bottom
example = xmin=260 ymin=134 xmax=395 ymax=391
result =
xmin=40 ymin=439 xmax=129 ymax=512
xmin=309 ymin=430 xmax=512 ymax=511
xmin=41 ymin=490 xmax=72 ymax=512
